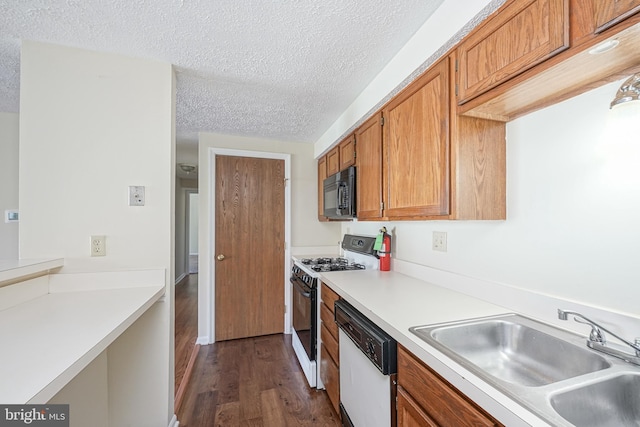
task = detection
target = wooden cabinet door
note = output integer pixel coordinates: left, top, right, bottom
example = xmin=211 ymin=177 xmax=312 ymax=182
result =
xmin=382 ymin=58 xmax=450 ymax=218
xmin=339 ymin=134 xmax=356 ymax=171
xmin=317 ymin=156 xmax=328 ymax=221
xmin=398 ymin=345 xmax=499 ymax=427
xmin=355 ymin=114 xmax=383 ymax=220
xmin=320 ymin=344 xmax=340 ymax=415
xmin=593 ymin=0 xmax=640 ymax=33
xmin=457 ymin=0 xmax=569 ymax=104
xmin=397 ymin=387 xmax=439 ymax=427
xmin=326 ymin=147 xmax=340 ymax=176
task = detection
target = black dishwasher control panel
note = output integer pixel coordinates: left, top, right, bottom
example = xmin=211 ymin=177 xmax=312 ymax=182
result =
xmin=334 ymin=299 xmax=397 ymax=375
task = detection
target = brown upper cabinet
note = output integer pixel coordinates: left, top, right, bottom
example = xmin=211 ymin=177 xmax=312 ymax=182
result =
xmin=355 ymin=114 xmax=383 ymax=220
xmin=317 ymin=156 xmax=328 ymax=221
xmin=354 ymin=57 xmax=506 ymax=222
xmin=325 ymin=134 xmax=355 ymax=177
xmin=339 ymin=134 xmax=356 ymax=171
xmin=456 ymin=0 xmax=570 ymax=105
xmin=382 ymin=59 xmax=451 ymax=218
xmin=326 ymin=146 xmax=340 ymax=176
xmin=593 ymin=0 xmax=640 ymax=33
xmin=459 ymin=1 xmax=640 ymax=121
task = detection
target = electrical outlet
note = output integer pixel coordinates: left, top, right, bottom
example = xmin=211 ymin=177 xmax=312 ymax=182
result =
xmin=432 ymin=231 xmax=447 ymax=252
xmin=91 ymin=235 xmax=106 ymax=257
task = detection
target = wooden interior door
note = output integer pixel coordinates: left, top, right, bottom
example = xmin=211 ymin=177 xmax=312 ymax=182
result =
xmin=215 ymin=155 xmax=285 ymax=341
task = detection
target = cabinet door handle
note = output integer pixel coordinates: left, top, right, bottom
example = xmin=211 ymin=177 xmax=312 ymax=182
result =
xmin=216 ymin=254 xmax=225 ymax=261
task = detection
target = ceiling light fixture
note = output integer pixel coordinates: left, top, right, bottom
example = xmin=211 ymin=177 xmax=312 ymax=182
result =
xmin=179 ymin=164 xmax=196 ymax=174
xmin=610 ymin=73 xmax=640 ymax=109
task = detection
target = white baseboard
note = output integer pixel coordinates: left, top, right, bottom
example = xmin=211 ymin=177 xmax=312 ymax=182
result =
xmin=196 ymin=336 xmax=210 ymax=345
xmin=168 ymin=414 xmax=179 ymax=427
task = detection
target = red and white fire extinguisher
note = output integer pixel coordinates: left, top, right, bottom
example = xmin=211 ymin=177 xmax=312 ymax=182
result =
xmin=378 ymin=227 xmax=391 ymax=271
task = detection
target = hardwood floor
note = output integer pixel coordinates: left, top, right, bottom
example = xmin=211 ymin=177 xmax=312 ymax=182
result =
xmin=176 ymin=334 xmax=341 ymax=427
xmin=175 ymin=274 xmax=198 ymax=394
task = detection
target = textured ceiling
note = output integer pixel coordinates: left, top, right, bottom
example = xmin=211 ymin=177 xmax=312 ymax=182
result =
xmin=0 ymin=0 xmax=447 ymax=151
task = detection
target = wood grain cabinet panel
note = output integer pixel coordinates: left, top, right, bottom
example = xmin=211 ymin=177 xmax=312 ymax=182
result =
xmin=457 ymin=0 xmax=569 ymax=104
xmin=320 ymin=302 xmax=338 ymax=341
xmin=339 ymin=134 xmax=356 ymax=171
xmin=319 ymin=284 xmax=341 ymax=416
xmin=320 ymin=345 xmax=340 ymax=416
xmin=355 ymin=113 xmax=384 ymax=220
xmin=397 ymin=386 xmax=439 ymax=427
xmin=593 ymin=0 xmax=640 ymax=33
xmin=317 ymin=156 xmax=328 ymax=221
xmin=382 ymin=58 xmax=450 ymax=219
xmin=321 ymin=284 xmax=340 ymax=312
xmin=321 ymin=324 xmax=339 ymax=366
xmin=398 ymin=345 xmax=501 ymax=427
xmin=326 ymin=147 xmax=340 ymax=176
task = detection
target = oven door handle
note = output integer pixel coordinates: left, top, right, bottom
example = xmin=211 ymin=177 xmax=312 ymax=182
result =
xmin=291 ymin=278 xmax=312 ymax=298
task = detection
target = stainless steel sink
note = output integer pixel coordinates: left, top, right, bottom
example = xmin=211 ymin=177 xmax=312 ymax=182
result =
xmin=410 ymin=313 xmax=640 ymax=426
xmin=415 ymin=315 xmax=610 ymax=386
xmin=550 ymin=373 xmax=640 ymax=427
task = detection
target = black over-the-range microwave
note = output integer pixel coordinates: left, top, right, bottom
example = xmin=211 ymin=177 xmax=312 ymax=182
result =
xmin=323 ymin=166 xmax=356 ymax=219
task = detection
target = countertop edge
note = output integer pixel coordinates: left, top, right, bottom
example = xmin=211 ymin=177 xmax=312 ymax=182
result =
xmin=0 ymin=258 xmax=64 ymax=286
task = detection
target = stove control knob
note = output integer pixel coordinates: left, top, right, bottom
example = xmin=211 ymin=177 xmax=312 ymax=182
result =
xmin=216 ymin=254 xmax=226 ymax=261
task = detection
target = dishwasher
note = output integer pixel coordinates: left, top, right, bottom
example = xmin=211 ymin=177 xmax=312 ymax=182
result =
xmin=334 ymin=299 xmax=397 ymax=427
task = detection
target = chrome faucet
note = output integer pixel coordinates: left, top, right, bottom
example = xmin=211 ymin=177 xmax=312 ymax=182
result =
xmin=558 ymin=309 xmax=640 ymax=366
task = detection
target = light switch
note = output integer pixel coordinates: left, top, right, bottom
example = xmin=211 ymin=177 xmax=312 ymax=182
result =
xmin=4 ymin=209 xmax=18 ymax=223
xmin=129 ymin=186 xmax=145 ymax=206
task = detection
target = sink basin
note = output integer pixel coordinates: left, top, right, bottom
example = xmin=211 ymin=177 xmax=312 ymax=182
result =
xmin=550 ymin=373 xmax=640 ymax=427
xmin=410 ymin=314 xmax=610 ymax=387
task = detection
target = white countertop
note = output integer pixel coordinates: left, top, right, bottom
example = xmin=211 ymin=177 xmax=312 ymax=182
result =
xmin=0 ymin=282 xmax=165 ymax=403
xmin=0 ymin=258 xmax=64 ymax=284
xmin=319 ymin=269 xmax=549 ymax=426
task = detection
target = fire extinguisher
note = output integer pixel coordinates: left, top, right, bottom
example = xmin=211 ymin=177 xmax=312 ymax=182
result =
xmin=378 ymin=227 xmax=391 ymax=271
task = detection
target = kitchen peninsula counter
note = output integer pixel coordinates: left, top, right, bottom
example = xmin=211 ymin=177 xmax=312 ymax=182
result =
xmin=0 ymin=261 xmax=165 ymax=404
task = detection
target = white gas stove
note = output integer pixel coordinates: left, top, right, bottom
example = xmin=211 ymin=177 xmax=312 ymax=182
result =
xmin=290 ymin=234 xmax=378 ymax=389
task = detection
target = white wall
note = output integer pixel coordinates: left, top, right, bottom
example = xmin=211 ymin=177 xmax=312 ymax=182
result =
xmin=19 ymin=40 xmax=175 ymax=426
xmin=20 ymin=41 xmax=175 ymax=273
xmin=49 ymin=351 xmax=109 ymax=427
xmin=343 ymin=79 xmax=640 ymax=320
xmin=0 ymin=112 xmax=19 ymax=259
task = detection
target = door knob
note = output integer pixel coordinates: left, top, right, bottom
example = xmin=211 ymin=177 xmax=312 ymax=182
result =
xmin=216 ymin=254 xmax=225 ymax=261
